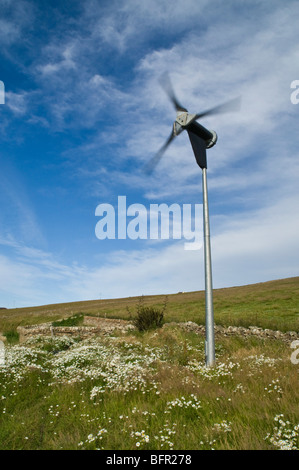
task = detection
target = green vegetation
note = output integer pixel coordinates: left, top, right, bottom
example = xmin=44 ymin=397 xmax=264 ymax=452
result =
xmin=0 ymin=277 xmax=298 ymax=450
xmin=0 ymin=326 xmax=298 ymax=450
xmin=1 ymin=277 xmax=298 ymax=333
xmin=132 ymin=296 xmax=167 ymax=332
xmin=52 ymin=313 xmax=84 ymax=327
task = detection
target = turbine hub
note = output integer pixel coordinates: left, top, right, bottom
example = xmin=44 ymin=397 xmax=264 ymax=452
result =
xmin=174 ymin=112 xmax=196 ymax=136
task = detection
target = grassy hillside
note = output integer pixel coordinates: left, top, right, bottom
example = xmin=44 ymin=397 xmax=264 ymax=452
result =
xmin=0 ymin=319 xmax=298 ymax=450
xmin=0 ymin=277 xmax=298 ymax=450
xmin=1 ymin=276 xmax=299 ymax=333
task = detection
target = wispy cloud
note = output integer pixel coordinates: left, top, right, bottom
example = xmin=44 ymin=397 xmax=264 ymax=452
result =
xmin=0 ymin=161 xmax=45 ymax=246
xmin=1 ymin=186 xmax=298 ymax=308
xmin=38 ymin=44 xmax=77 ymax=75
xmin=82 ymin=0 xmax=210 ymax=52
xmin=5 ymin=91 xmax=29 ymax=115
xmin=0 ymin=0 xmax=34 ymax=46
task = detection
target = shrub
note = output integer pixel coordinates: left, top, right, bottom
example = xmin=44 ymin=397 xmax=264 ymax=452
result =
xmin=133 ymin=297 xmax=167 ymax=332
xmin=4 ymin=329 xmax=19 ymax=344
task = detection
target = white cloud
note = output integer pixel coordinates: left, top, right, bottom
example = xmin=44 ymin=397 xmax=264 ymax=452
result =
xmin=0 ymin=18 xmax=18 ymax=44
xmin=211 ymin=194 xmax=299 ymax=287
xmin=83 ymin=0 xmax=209 ymax=52
xmin=64 ymin=189 xmax=299 ymax=299
xmin=1 ymin=185 xmax=298 ymax=308
xmin=5 ymin=91 xmax=28 ymax=115
xmin=0 ymin=164 xmax=44 ymax=246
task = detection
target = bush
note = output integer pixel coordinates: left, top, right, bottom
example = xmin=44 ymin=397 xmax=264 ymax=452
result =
xmin=133 ymin=297 xmax=167 ymax=332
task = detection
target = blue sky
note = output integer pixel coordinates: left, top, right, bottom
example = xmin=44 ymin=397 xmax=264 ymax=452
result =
xmin=0 ymin=0 xmax=299 ymax=308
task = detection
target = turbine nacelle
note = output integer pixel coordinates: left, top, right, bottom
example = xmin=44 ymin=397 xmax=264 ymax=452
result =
xmin=174 ymin=111 xmax=218 ymax=147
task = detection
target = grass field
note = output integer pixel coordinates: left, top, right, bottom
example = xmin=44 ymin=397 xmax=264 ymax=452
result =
xmin=0 ymin=277 xmax=298 ymax=450
xmin=1 ymin=276 xmax=299 ymax=333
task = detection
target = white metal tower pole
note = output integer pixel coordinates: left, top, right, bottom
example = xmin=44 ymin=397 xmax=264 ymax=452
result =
xmin=202 ymin=167 xmax=215 ymax=367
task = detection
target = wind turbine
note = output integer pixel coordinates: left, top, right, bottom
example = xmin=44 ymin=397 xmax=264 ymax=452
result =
xmin=145 ymin=74 xmax=241 ymax=367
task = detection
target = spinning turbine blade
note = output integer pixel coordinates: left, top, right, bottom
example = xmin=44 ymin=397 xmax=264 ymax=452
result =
xmin=194 ymin=96 xmax=241 ymax=120
xmin=159 ymin=73 xmax=188 ymax=113
xmin=144 ymin=131 xmax=176 ymax=174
